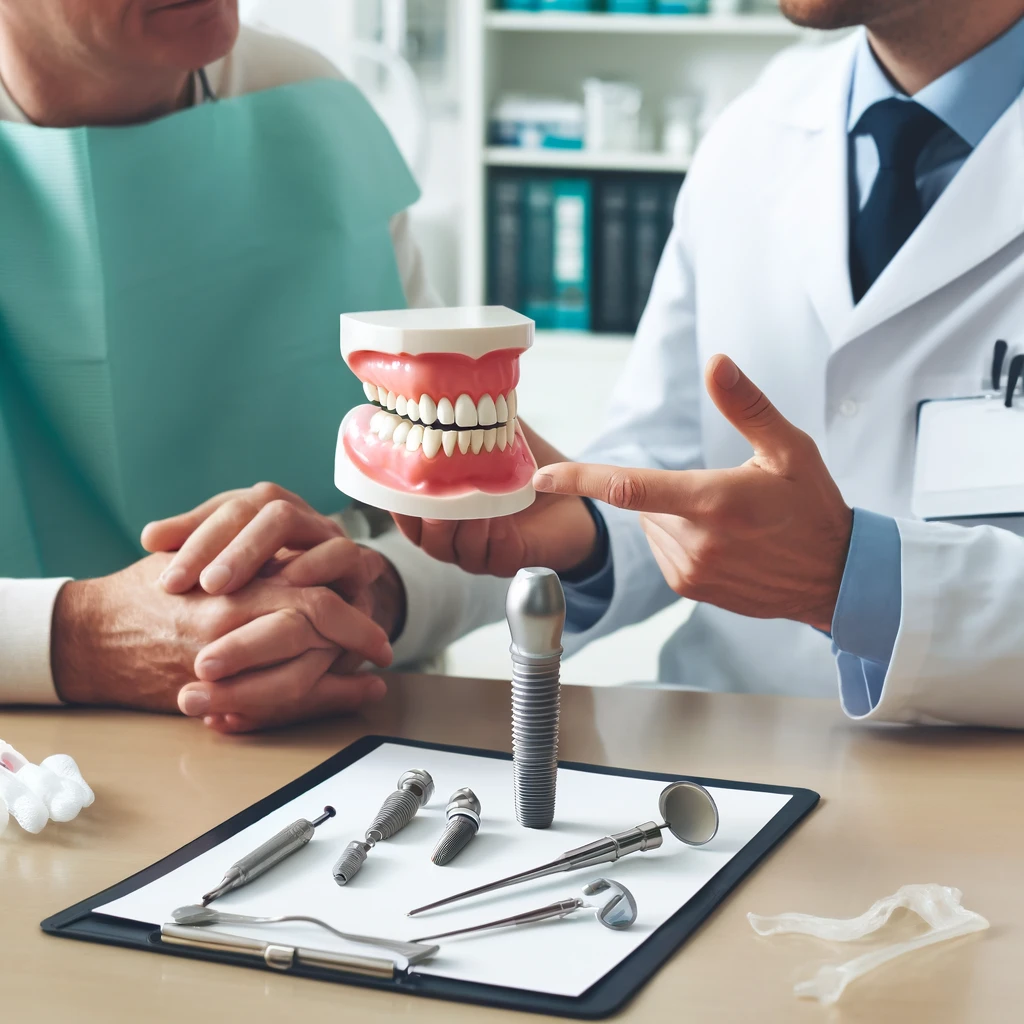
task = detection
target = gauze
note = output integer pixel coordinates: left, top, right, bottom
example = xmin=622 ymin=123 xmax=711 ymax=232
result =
xmin=749 ymin=883 xmax=990 ymax=1005
xmin=0 ymin=742 xmax=92 ymax=832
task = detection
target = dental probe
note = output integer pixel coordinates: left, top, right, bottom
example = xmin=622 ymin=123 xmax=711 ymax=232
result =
xmin=407 ymin=781 xmax=718 ymax=917
xmin=202 ymin=805 xmax=336 ymax=906
xmin=411 ymin=878 xmax=637 ymax=942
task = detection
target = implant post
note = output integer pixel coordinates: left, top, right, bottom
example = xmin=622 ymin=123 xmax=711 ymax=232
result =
xmin=333 ymin=769 xmax=434 ymax=885
xmin=431 ymin=788 xmax=482 ymax=865
xmin=505 ymin=567 xmax=565 ymax=829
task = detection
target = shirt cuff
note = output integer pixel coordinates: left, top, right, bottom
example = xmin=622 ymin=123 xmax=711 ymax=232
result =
xmin=831 ymin=508 xmax=902 ymax=667
xmin=0 ymin=577 xmax=70 ymax=705
xmin=561 ymin=500 xmax=615 ymax=634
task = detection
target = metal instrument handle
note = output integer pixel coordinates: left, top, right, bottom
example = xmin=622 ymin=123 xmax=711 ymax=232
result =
xmin=234 ymin=819 xmax=313 ymax=883
xmin=412 ymin=899 xmax=585 ymax=942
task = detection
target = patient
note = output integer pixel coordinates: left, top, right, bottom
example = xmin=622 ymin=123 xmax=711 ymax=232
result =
xmin=0 ymin=0 xmax=505 ymax=731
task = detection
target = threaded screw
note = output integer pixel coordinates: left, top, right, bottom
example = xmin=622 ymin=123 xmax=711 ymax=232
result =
xmin=431 ymin=788 xmax=481 ymax=865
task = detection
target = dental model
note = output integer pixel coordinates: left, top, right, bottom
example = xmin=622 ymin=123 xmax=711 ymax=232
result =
xmin=335 ymin=306 xmax=538 ymax=519
xmin=0 ymin=742 xmax=93 ymax=834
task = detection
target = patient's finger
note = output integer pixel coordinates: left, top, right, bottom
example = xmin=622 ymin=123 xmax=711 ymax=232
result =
xmin=194 ymin=609 xmax=334 ymax=681
xmin=141 ymin=489 xmax=249 ymax=552
xmin=392 ymin=514 xmax=423 ymax=546
xmin=179 ymin=648 xmax=336 ymax=716
xmin=202 ymin=673 xmax=388 ymax=734
xmin=277 ymin=537 xmax=385 ymax=591
xmin=452 ymin=521 xmax=491 ymax=575
xmin=297 ymin=587 xmax=393 ymax=668
xmin=417 ymin=520 xmax=459 ymax=564
xmin=197 ymin=502 xmax=342 ymax=595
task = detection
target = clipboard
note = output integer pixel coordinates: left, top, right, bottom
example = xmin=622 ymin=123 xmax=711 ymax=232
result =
xmin=41 ymin=735 xmax=819 ymax=1020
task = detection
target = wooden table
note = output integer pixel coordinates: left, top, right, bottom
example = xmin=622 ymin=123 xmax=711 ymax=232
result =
xmin=3 ymin=675 xmax=1022 ymax=1022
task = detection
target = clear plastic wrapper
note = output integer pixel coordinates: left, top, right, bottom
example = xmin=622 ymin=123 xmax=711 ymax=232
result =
xmin=748 ymin=883 xmax=989 ymax=1005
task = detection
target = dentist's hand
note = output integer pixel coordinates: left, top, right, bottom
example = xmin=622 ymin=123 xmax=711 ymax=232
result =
xmin=392 ymin=421 xmax=602 ymax=578
xmin=532 ymin=355 xmax=854 ymax=632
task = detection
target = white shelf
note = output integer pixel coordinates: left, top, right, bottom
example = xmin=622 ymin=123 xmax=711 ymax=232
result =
xmin=485 ymin=10 xmax=804 ymax=36
xmin=486 ymin=146 xmax=689 ymax=173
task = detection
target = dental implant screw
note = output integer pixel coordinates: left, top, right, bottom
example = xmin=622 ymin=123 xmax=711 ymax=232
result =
xmin=505 ymin=568 xmax=565 ymax=830
xmin=366 ymin=769 xmax=435 ymax=843
xmin=332 ymin=840 xmax=372 ymax=886
xmin=431 ymin=788 xmax=482 ymax=866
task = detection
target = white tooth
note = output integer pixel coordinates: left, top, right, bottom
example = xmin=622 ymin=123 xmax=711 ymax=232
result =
xmin=377 ymin=386 xmax=388 ymax=405
xmin=508 ymin=388 xmax=517 ymax=420
xmin=422 ymin=427 xmax=442 ymax=459
xmin=386 ymin=391 xmax=397 ymax=410
xmin=407 ymin=399 xmax=419 ymax=422
xmin=437 ymin=397 xmax=455 ymax=425
xmin=471 ymin=429 xmax=484 ymax=455
xmin=378 ymin=414 xmax=399 ymax=441
xmin=393 ymin=421 xmax=411 ymax=447
xmin=458 ymin=431 xmax=471 ymax=454
xmin=370 ymin=410 xmax=384 ymax=431
xmin=443 ymin=430 xmax=457 ymax=457
xmin=396 ymin=395 xmax=408 ymax=417
xmin=363 ymin=382 xmax=377 ymax=402
xmin=483 ymin=427 xmax=497 ymax=452
xmin=478 ymin=394 xmax=497 ymax=427
xmin=406 ymin=423 xmax=424 ymax=452
xmin=496 ymin=394 xmax=508 ymax=423
xmin=455 ymin=394 xmax=478 ymax=427
xmin=508 ymin=417 xmax=518 ymax=446
xmin=496 ymin=425 xmax=507 ymax=451
xmin=419 ymin=394 xmax=437 ymax=425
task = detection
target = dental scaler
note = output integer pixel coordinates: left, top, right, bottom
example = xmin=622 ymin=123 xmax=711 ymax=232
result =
xmin=505 ymin=567 xmax=565 ymax=829
xmin=202 ymin=805 xmax=335 ymax=906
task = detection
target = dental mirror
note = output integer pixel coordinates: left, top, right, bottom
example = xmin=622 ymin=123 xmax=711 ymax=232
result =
xmin=658 ymin=780 xmax=720 ymax=846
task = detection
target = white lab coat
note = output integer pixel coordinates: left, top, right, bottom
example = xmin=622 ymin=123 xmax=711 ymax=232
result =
xmin=565 ymin=30 xmax=1024 ymax=727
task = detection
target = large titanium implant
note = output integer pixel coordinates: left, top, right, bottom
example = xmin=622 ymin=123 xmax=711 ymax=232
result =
xmin=333 ymin=769 xmax=434 ymax=885
xmin=505 ymin=567 xmax=565 ymax=829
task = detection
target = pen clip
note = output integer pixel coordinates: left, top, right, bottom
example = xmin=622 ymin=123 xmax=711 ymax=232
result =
xmin=1006 ymin=354 xmax=1024 ymax=408
xmin=992 ymin=339 xmax=1009 ymax=392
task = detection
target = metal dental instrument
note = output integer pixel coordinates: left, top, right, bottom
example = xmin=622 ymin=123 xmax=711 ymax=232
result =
xmin=333 ymin=769 xmax=434 ymax=885
xmin=411 ymin=878 xmax=637 ymax=942
xmin=202 ymin=805 xmax=336 ymax=906
xmin=431 ymin=788 xmax=481 ymax=865
xmin=170 ymin=905 xmax=438 ymax=964
xmin=506 ymin=567 xmax=565 ymax=829
xmin=407 ymin=780 xmax=719 ymax=917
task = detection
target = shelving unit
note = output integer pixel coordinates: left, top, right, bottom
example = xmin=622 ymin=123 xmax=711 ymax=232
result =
xmin=484 ymin=10 xmax=805 ymax=35
xmin=486 ymin=145 xmax=690 ymax=173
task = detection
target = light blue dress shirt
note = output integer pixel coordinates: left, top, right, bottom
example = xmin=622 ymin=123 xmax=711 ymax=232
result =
xmin=563 ymin=18 xmax=1024 ymax=709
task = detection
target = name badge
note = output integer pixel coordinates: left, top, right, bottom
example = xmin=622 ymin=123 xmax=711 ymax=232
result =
xmin=912 ymin=342 xmax=1024 ymax=521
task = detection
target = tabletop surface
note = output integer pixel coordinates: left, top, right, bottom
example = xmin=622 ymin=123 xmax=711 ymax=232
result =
xmin=3 ymin=674 xmax=1021 ymax=1023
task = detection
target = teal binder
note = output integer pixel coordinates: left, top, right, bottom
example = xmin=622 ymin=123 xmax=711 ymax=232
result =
xmin=552 ymin=178 xmax=591 ymax=331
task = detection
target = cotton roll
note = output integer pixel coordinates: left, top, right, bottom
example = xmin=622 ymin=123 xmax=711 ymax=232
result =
xmin=41 ymin=754 xmax=95 ymax=808
xmin=0 ymin=767 xmax=49 ymax=834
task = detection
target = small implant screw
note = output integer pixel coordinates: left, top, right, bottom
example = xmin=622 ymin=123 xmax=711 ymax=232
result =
xmin=333 ymin=770 xmax=435 ymax=886
xmin=431 ymin=788 xmax=482 ymax=866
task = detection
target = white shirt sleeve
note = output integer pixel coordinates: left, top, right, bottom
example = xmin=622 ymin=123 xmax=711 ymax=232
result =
xmin=0 ymin=578 xmax=69 ymax=704
xmin=360 ymin=530 xmax=509 ymax=666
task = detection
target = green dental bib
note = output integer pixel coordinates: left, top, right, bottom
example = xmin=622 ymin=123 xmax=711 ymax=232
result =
xmin=0 ymin=78 xmax=415 ymax=578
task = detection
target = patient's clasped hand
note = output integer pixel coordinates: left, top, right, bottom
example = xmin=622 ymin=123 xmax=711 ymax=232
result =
xmin=0 ymin=741 xmax=94 ymax=835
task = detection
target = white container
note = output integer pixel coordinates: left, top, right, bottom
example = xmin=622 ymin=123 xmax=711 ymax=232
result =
xmin=583 ymin=79 xmax=643 ymax=152
xmin=662 ymin=95 xmax=702 ymax=161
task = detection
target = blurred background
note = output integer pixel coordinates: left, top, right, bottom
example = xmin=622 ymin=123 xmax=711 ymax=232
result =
xmin=238 ymin=0 xmax=823 ymax=685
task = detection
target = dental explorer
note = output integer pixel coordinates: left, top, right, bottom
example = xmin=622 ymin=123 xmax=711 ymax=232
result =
xmin=202 ymin=805 xmax=336 ymax=906
xmin=333 ymin=769 xmax=434 ymax=885
xmin=506 ymin=567 xmax=565 ymax=829
xmin=431 ymin=788 xmax=481 ymax=865
xmin=407 ymin=781 xmax=719 ymax=917
xmin=411 ymin=878 xmax=637 ymax=942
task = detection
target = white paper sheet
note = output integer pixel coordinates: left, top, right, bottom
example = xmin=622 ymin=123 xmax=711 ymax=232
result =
xmin=97 ymin=743 xmax=791 ymax=998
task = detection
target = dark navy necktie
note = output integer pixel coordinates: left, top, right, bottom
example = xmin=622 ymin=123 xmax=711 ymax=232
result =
xmin=849 ymin=98 xmax=946 ymax=303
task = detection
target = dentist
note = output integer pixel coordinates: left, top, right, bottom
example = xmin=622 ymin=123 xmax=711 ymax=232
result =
xmin=400 ymin=0 xmax=1024 ymax=727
